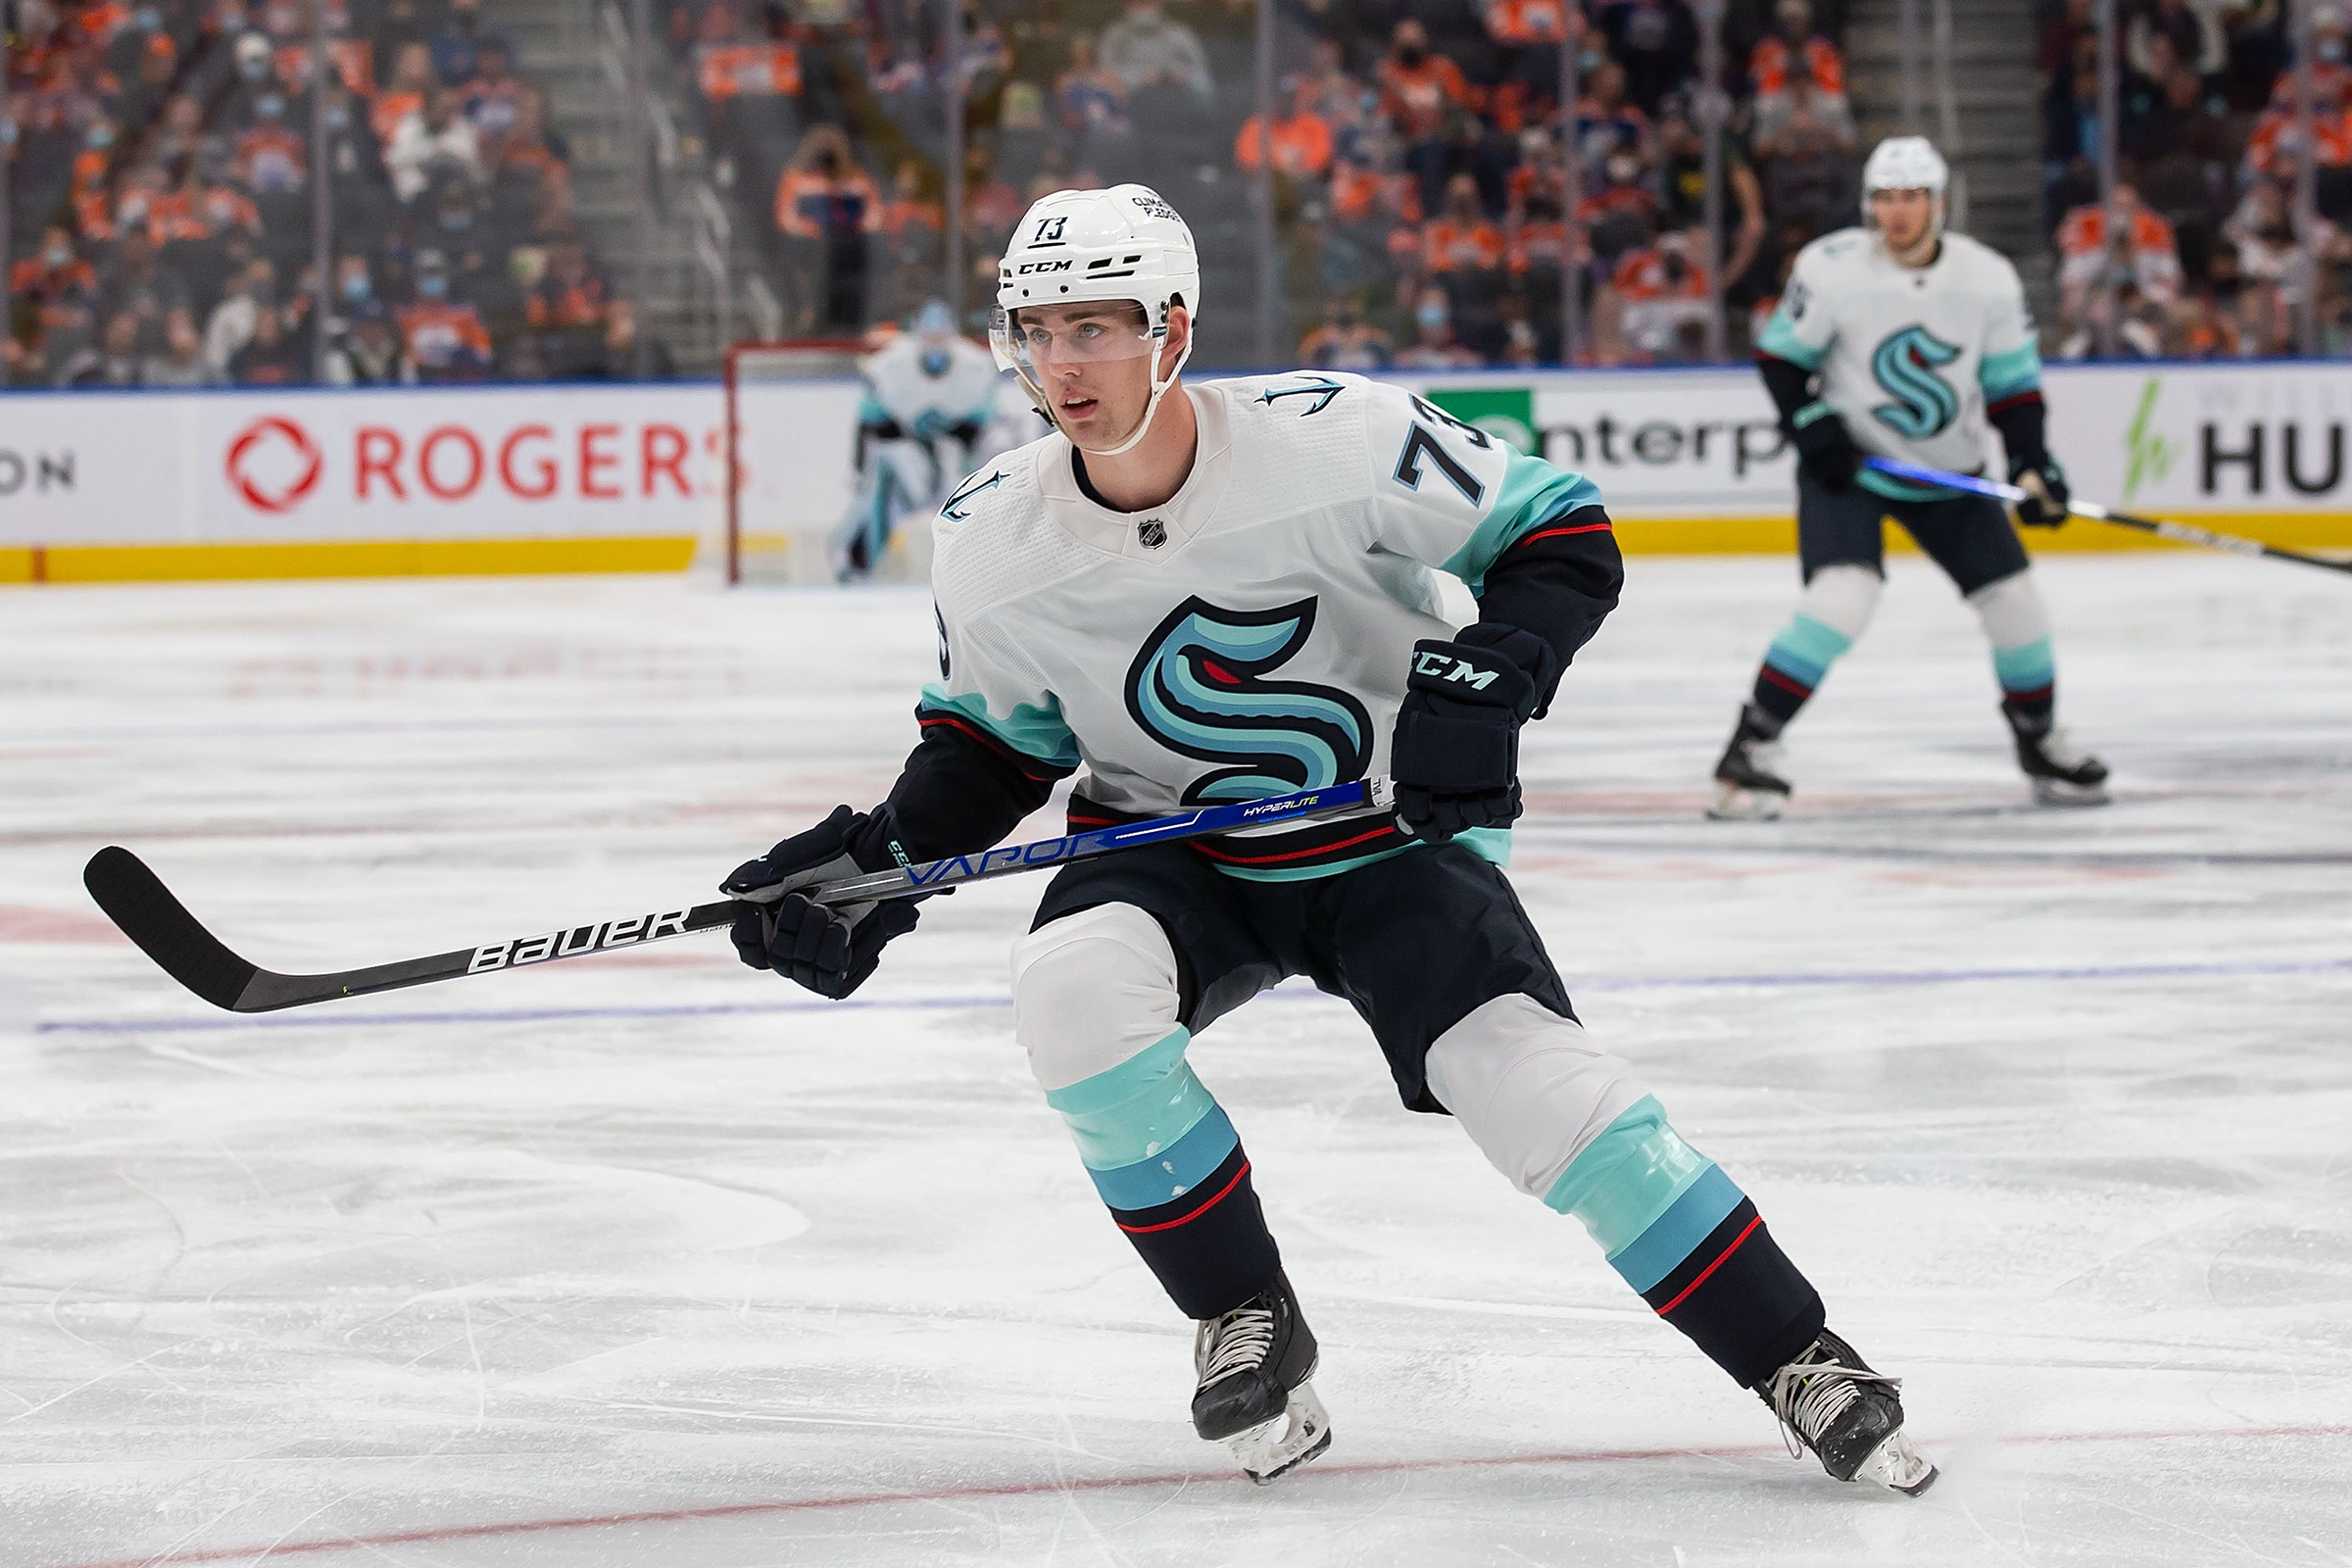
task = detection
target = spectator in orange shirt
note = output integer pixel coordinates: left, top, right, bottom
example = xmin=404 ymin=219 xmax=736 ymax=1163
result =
xmin=398 ymin=249 xmax=495 ymax=381
xmin=2055 ymin=181 xmax=2182 ymax=325
xmin=695 ymin=6 xmax=802 ymax=104
xmin=371 ymin=40 xmax=436 ymax=145
xmin=1609 ymin=228 xmax=1712 ymax=362
xmin=774 ymin=125 xmax=885 ymax=333
xmin=233 ymin=93 xmax=308 ymax=192
xmin=1378 ymin=20 xmax=1480 ymax=214
xmin=9 ymin=229 xmax=101 ymax=372
xmin=1749 ymin=0 xmax=1845 ymax=97
xmin=1235 ymin=99 xmax=1335 ymax=181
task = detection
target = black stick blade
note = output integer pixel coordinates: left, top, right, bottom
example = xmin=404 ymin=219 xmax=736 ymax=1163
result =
xmin=84 ymin=846 xmax=262 ymax=1012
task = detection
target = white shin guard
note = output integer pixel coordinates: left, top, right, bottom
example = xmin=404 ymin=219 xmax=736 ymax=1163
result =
xmin=1421 ymin=995 xmax=1649 ymax=1200
xmin=1009 ymin=903 xmax=1185 ymax=1094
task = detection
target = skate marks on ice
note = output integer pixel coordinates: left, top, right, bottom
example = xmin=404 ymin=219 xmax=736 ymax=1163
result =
xmin=4 ymin=563 xmax=2351 ymax=1566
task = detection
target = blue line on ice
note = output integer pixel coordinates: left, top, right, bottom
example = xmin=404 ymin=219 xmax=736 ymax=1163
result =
xmin=39 ymin=956 xmax=2352 ymax=1034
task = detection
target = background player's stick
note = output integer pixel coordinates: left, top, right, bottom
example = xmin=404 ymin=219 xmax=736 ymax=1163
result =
xmin=1863 ymin=456 xmax=2352 ymax=577
xmin=83 ymin=778 xmax=1396 ymax=1014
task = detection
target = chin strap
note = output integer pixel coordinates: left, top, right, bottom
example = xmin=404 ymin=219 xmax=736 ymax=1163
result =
xmin=1018 ymin=332 xmax=1197 ymax=458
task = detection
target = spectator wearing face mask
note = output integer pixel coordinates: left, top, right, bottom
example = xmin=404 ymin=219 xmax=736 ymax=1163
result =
xmin=327 ymin=299 xmax=418 ymax=385
xmin=430 ymin=0 xmax=512 ymax=89
xmin=1609 ymin=227 xmax=1713 ymax=362
xmin=1380 ymin=21 xmax=1482 ymax=218
xmin=1395 ymin=287 xmax=1484 ymax=368
xmin=233 ymin=91 xmax=308 ymax=192
xmin=398 ymin=249 xmax=495 ymax=381
xmin=1298 ymin=296 xmax=1396 ymax=370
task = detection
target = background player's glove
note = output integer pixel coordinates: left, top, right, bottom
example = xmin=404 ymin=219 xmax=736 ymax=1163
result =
xmin=722 ymin=806 xmax=921 ymax=998
xmin=2009 ymin=457 xmax=2071 ymax=527
xmin=1790 ymin=404 xmax=1862 ymax=492
xmin=1390 ymin=623 xmax=1557 ymax=844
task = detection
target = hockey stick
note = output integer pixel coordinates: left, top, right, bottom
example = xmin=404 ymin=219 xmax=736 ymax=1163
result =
xmin=82 ymin=778 xmax=1396 ymax=1014
xmin=1863 ymin=456 xmax=2352 ymax=577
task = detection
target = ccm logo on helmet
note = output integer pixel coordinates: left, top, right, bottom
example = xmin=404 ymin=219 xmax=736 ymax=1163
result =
xmin=1015 ymin=259 xmax=1076 ymax=274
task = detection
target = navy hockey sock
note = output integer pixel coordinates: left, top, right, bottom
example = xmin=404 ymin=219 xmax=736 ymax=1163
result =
xmin=1046 ymin=1026 xmax=1281 ymax=1319
xmin=1545 ymin=1096 xmax=1825 ymax=1388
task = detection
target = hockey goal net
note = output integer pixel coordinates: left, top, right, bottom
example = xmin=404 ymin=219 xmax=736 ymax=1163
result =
xmin=723 ymin=338 xmax=868 ymax=584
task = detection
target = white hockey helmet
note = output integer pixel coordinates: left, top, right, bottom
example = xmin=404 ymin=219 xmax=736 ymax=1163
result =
xmin=1862 ymin=135 xmax=1948 ymax=225
xmin=992 ymin=183 xmax=1200 ymax=456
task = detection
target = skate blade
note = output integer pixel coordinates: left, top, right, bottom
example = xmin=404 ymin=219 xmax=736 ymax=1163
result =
xmin=1851 ymin=1427 xmax=1938 ymax=1496
xmin=1225 ymin=1381 xmax=1333 ymax=1486
xmin=2031 ymin=776 xmax=2111 ymax=808
xmin=1706 ymin=781 xmax=1787 ymax=821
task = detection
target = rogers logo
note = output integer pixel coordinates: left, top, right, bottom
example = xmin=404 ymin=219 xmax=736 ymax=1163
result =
xmin=225 ymin=416 xmax=324 ymax=514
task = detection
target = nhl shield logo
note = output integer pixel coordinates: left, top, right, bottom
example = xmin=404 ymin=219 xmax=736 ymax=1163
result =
xmin=1138 ymin=518 xmax=1168 ymax=549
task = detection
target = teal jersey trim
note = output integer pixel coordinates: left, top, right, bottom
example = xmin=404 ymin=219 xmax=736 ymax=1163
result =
xmin=1791 ymin=399 xmax=1836 ymax=429
xmin=1542 ymin=1095 xmax=1722 ymax=1254
xmin=1763 ymin=612 xmax=1855 ymax=688
xmin=1209 ymin=825 xmax=1511 ymax=883
xmin=1605 ymin=1165 xmax=1746 ymax=1294
xmin=1991 ymin=635 xmax=2055 ymax=693
xmin=1442 ymin=449 xmax=1603 ymax=594
xmin=1978 ymin=340 xmax=2043 ymax=403
xmin=1857 ymin=466 xmax=1960 ymax=504
xmin=1755 ymin=310 xmax=1825 ymax=369
xmin=1046 ymin=1027 xmax=1223 ymax=1171
xmin=858 ymin=390 xmax=889 ymax=424
xmin=918 ymin=683 xmax=1082 ymax=772
xmin=1084 ymin=1104 xmax=1240 ymax=1209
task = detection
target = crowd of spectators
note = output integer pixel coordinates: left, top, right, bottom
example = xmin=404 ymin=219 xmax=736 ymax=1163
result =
xmin=2040 ymin=0 xmax=2352 ymax=358
xmin=4 ymin=0 xmax=659 ymax=388
xmin=666 ymin=0 xmax=1862 ymax=367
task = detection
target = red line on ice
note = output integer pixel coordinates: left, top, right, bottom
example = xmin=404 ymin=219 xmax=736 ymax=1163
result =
xmin=42 ymin=1424 xmax=2352 ymax=1568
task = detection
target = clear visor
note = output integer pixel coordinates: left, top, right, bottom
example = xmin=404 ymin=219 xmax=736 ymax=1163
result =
xmin=992 ymin=305 xmax=1159 ymax=380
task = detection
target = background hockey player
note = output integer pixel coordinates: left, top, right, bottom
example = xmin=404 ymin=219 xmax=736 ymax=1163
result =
xmin=723 ymin=183 xmax=1936 ymax=1495
xmin=1714 ymin=135 xmax=2109 ymax=818
xmin=831 ymin=300 xmax=1005 ymax=581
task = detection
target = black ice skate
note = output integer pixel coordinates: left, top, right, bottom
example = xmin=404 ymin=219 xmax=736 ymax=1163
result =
xmin=1708 ymin=705 xmax=1792 ymax=820
xmin=2003 ymin=704 xmax=2110 ymax=808
xmin=1192 ymin=1270 xmax=1332 ymax=1484
xmin=1760 ymin=1330 xmax=1937 ymax=1495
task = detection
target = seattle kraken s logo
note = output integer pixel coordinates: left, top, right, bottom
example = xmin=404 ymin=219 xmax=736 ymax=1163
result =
xmin=1125 ymin=597 xmax=1371 ymax=805
xmin=1870 ymin=325 xmax=1962 ymax=440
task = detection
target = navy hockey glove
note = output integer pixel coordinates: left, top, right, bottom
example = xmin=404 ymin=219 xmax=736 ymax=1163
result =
xmin=722 ymin=806 xmax=921 ymax=999
xmin=1391 ymin=623 xmax=1558 ymax=844
xmin=1791 ymin=403 xmax=1862 ymax=492
xmin=2009 ymin=456 xmax=2071 ymax=527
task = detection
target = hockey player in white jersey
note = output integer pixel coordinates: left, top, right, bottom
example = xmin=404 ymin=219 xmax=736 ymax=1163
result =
xmin=722 ymin=184 xmax=1936 ymax=1495
xmin=1712 ymin=136 xmax=2109 ymax=817
xmin=831 ymin=300 xmax=1005 ymax=581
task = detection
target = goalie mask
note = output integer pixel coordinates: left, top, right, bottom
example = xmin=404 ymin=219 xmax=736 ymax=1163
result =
xmin=992 ymin=184 xmax=1200 ymax=457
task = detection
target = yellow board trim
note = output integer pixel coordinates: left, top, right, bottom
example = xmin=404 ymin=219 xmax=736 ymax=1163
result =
xmin=0 ymin=534 xmax=699 ymax=585
xmin=1612 ymin=513 xmax=2352 ymax=557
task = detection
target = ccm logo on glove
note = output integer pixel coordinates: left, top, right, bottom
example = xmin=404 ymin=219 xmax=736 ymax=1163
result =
xmin=1410 ymin=650 xmax=1505 ymax=689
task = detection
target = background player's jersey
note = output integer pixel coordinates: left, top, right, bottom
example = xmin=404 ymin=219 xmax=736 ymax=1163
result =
xmin=923 ymin=371 xmax=1599 ymax=880
xmin=860 ymin=334 xmax=1003 ymax=438
xmin=1756 ymin=227 xmax=2042 ymax=501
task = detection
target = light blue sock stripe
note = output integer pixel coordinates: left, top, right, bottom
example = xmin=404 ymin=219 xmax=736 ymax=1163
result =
xmin=1543 ymin=1095 xmax=1715 ymax=1254
xmin=1763 ymin=612 xmax=1852 ymax=689
xmin=1605 ymin=1164 xmax=1745 ymax=1294
xmin=1992 ymin=636 xmax=2055 ymax=693
xmin=1084 ymin=1104 xmax=1240 ymax=1210
xmin=1044 ymin=1027 xmax=1192 ymax=1116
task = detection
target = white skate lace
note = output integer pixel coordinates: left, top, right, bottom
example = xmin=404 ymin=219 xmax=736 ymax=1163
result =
xmin=1764 ymin=1352 xmax=1902 ymax=1458
xmin=1196 ymin=1305 xmax=1275 ymax=1387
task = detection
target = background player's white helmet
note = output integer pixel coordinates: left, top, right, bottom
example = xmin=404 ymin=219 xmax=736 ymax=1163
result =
xmin=992 ymin=184 xmax=1200 ymax=456
xmin=1861 ymin=136 xmax=1949 ymax=237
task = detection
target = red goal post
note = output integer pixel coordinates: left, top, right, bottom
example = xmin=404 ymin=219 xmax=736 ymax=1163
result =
xmin=722 ymin=337 xmax=867 ymax=585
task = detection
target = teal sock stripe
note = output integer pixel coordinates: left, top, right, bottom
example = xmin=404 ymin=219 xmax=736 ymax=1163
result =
xmin=1542 ymin=1095 xmax=1746 ymax=1293
xmin=1992 ymin=636 xmax=2055 ymax=694
xmin=1762 ymin=612 xmax=1854 ymax=689
xmin=1043 ymin=1027 xmax=1239 ymax=1210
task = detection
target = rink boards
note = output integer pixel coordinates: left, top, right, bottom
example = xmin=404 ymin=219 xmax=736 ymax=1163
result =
xmin=3 ymin=362 xmax=2349 ymax=581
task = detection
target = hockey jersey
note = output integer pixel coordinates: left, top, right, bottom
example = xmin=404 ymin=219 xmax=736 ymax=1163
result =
xmin=859 ymin=332 xmax=1004 ymax=442
xmin=914 ymin=371 xmax=1609 ymax=880
xmin=1755 ymin=227 xmax=2042 ymax=501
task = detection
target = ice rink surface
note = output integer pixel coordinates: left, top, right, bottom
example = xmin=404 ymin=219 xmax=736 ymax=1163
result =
xmin=2 ymin=552 xmax=2347 ymax=1568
